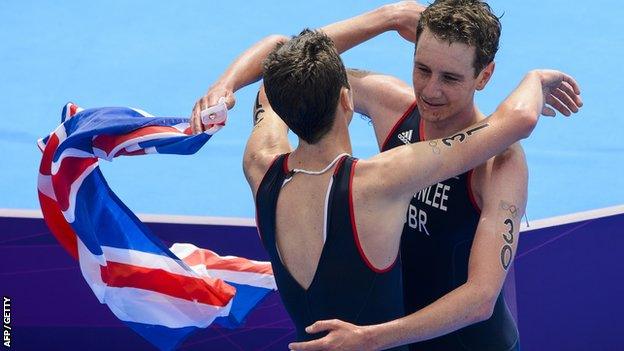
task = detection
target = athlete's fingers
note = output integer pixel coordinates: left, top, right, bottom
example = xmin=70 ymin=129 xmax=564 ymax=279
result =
xmin=305 ymin=320 xmax=339 ymax=334
xmin=546 ymin=94 xmax=571 ymax=117
xmin=190 ymin=101 xmax=202 ymax=134
xmin=198 ymin=96 xmax=212 ymax=131
xmin=225 ymin=93 xmax=236 ymax=109
xmin=560 ymin=81 xmax=583 ymax=107
xmin=553 ymin=88 xmax=579 ymax=113
xmin=561 ymin=73 xmax=581 ymax=95
xmin=289 ymin=338 xmax=329 ymax=351
xmin=206 ymin=94 xmax=221 ymax=107
xmin=542 ymin=106 xmax=556 ymax=117
xmin=196 ymin=98 xmax=206 ymax=133
xmin=201 ymin=96 xmax=210 ymax=113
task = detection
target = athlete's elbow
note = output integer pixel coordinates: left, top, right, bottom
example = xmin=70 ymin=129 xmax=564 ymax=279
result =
xmin=519 ymin=108 xmax=539 ymax=139
xmin=496 ymin=103 xmax=538 ymax=140
xmin=472 ymin=289 xmax=498 ymax=323
xmin=474 ymin=301 xmax=496 ymax=323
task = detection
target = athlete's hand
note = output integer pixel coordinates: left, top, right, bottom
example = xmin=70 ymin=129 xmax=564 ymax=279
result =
xmin=288 ymin=319 xmax=377 ymax=351
xmin=389 ymin=1 xmax=426 ymax=43
xmin=532 ymin=69 xmax=583 ymax=117
xmin=190 ymin=85 xmax=236 ymax=134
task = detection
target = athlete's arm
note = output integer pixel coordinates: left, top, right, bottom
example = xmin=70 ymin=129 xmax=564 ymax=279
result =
xmin=288 ymin=69 xmax=583 ymax=351
xmin=346 ymin=69 xmax=415 ymax=147
xmin=365 ymin=70 xmax=581 ymax=207
xmin=242 ymin=86 xmax=291 ymax=197
xmin=321 ymin=1 xmax=424 ymax=52
xmin=191 ymin=2 xmax=424 ymax=134
xmin=360 ymin=146 xmax=528 ymax=349
xmin=321 ymin=2 xmax=424 ymax=146
xmin=455 ymin=144 xmax=527 ymax=323
xmin=190 ymin=35 xmax=288 ymax=134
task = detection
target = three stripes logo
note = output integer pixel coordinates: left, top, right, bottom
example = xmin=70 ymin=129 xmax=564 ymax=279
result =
xmin=398 ymin=130 xmax=413 ymax=145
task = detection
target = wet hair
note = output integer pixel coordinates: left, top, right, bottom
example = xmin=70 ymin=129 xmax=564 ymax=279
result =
xmin=416 ymin=0 xmax=502 ymax=76
xmin=263 ymin=29 xmax=350 ymax=144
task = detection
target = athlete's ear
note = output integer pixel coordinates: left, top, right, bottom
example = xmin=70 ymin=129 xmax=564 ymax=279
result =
xmin=476 ymin=61 xmax=495 ymax=91
xmin=339 ymin=87 xmax=354 ymax=112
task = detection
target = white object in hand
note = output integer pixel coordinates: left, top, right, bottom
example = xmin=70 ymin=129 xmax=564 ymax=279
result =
xmin=200 ymin=97 xmax=228 ymax=126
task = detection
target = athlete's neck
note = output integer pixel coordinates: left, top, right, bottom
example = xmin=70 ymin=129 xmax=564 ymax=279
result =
xmin=289 ymin=123 xmax=352 ymax=171
xmin=423 ymin=103 xmax=487 ymax=140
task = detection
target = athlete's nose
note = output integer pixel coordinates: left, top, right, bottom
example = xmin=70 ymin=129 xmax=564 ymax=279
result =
xmin=422 ymin=76 xmax=443 ymax=100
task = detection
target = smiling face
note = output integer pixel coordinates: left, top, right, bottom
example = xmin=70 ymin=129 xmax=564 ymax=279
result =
xmin=413 ymin=28 xmax=493 ymax=123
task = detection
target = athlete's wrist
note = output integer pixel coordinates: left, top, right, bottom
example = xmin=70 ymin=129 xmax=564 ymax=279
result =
xmin=384 ymin=1 xmax=425 ymax=43
xmin=363 ymin=323 xmax=391 ymax=351
xmin=209 ymin=78 xmax=236 ymax=93
xmin=371 ymin=4 xmax=399 ymax=33
xmin=381 ymin=3 xmax=402 ymax=32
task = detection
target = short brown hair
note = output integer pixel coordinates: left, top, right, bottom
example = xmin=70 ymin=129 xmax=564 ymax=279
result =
xmin=416 ymin=0 xmax=501 ymax=76
xmin=263 ymin=29 xmax=350 ymax=144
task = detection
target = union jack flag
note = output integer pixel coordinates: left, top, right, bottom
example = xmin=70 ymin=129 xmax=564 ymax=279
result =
xmin=37 ymin=103 xmax=276 ymax=350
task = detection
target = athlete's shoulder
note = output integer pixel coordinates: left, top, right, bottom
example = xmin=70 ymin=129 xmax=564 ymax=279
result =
xmin=244 ymin=151 xmax=285 ymax=198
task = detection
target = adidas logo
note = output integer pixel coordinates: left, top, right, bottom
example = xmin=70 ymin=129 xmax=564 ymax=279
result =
xmin=398 ymin=130 xmax=413 ymax=145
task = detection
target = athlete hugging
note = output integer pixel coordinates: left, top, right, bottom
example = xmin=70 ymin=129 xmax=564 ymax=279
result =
xmin=190 ymin=1 xmax=583 ymax=350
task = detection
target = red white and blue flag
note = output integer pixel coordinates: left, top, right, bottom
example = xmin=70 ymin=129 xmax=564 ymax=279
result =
xmin=37 ymin=103 xmax=276 ymax=350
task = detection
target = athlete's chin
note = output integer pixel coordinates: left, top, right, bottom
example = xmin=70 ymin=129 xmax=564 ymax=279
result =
xmin=418 ymin=108 xmax=450 ymax=123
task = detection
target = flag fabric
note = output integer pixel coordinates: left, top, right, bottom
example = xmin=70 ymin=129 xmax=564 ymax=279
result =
xmin=37 ymin=103 xmax=276 ymax=350
xmin=171 ymin=243 xmax=276 ymax=328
